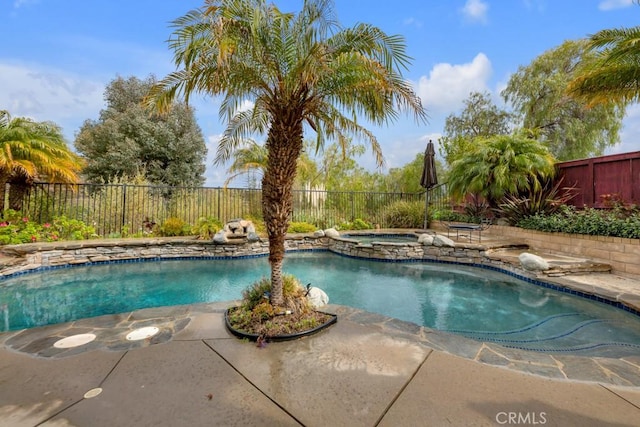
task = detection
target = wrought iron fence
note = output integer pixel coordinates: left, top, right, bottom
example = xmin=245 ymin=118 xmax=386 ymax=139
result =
xmin=3 ymin=182 xmax=448 ymax=236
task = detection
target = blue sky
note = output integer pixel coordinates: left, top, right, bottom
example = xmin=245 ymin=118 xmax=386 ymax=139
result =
xmin=2 ymin=0 xmax=639 ymax=186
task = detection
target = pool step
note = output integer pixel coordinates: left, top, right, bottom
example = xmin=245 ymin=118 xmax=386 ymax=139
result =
xmin=453 ymin=313 xmax=640 ymax=356
xmin=485 ymin=248 xmax=612 ymax=277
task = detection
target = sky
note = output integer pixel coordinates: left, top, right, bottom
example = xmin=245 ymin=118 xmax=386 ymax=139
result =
xmin=2 ymin=0 xmax=640 ymax=187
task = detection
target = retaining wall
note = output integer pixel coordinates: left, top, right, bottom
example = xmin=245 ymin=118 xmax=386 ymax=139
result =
xmin=2 ymin=230 xmax=635 ymax=281
xmin=489 ymin=225 xmax=640 ymax=277
xmin=1 ymin=235 xmax=530 ymax=280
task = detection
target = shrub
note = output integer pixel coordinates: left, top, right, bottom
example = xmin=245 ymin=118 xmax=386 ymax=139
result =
xmin=241 ymin=275 xmax=305 ymax=311
xmin=335 ymin=218 xmax=373 ymax=230
xmin=383 ymin=200 xmax=425 ymax=228
xmin=517 ymin=205 xmax=640 ymax=239
xmin=287 ymin=222 xmax=317 ymax=233
xmin=0 ymin=212 xmax=97 ymax=244
xmin=496 ymin=178 xmax=577 ymax=225
xmin=159 ymin=217 xmax=190 ymax=236
xmin=53 ymin=216 xmax=98 ymax=240
xmin=192 ymin=216 xmax=223 ymax=239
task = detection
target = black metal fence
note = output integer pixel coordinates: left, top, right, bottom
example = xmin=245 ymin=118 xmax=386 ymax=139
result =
xmin=3 ymin=182 xmax=448 ymax=236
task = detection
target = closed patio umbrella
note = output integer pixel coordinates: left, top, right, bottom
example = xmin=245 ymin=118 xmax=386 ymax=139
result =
xmin=420 ymin=140 xmax=438 ymax=229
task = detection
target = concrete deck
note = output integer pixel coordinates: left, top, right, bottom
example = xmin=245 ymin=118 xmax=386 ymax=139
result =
xmin=1 ymin=234 xmax=640 ymax=426
xmin=1 ymin=301 xmax=640 ymax=427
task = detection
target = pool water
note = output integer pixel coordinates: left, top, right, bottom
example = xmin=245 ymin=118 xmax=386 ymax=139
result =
xmin=1 ymin=252 xmax=639 ymax=356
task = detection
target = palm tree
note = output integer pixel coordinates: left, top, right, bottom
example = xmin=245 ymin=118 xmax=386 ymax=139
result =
xmin=223 ymin=140 xmax=267 ymax=188
xmin=447 ymin=132 xmax=556 ymax=211
xmin=567 ymin=27 xmax=640 ymax=106
xmin=148 ymin=0 xmax=426 ymax=307
xmin=223 ymin=139 xmax=317 ymax=189
xmin=0 ymin=110 xmax=83 ymax=210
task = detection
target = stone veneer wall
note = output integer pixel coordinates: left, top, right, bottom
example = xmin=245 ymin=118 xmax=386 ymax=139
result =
xmin=0 ymin=235 xmax=531 ymax=280
xmin=489 ymin=225 xmax=640 ymax=277
xmin=327 ymin=238 xmax=527 ymax=276
xmin=0 ymin=236 xmax=328 ymax=277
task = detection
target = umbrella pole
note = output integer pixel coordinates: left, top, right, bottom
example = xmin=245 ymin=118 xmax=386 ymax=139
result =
xmin=424 ymin=189 xmax=429 ymax=230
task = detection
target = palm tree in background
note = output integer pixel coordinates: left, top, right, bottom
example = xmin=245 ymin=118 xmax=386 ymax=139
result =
xmin=447 ymin=132 xmax=556 ymax=211
xmin=567 ymin=26 xmax=640 ymax=106
xmin=223 ymin=140 xmax=267 ymax=188
xmin=0 ymin=110 xmax=83 ymax=211
xmin=148 ymin=0 xmax=426 ymax=307
xmin=223 ymin=139 xmax=317 ymax=189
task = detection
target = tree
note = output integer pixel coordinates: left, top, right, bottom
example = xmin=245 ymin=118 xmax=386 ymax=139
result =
xmin=439 ymin=91 xmax=514 ymax=166
xmin=223 ymin=139 xmax=317 ymax=189
xmin=148 ymin=0 xmax=426 ymax=307
xmin=501 ymin=40 xmax=625 ymax=161
xmin=223 ymin=140 xmax=267 ymax=188
xmin=447 ymin=132 xmax=556 ymax=211
xmin=0 ymin=110 xmax=83 ymax=210
xmin=567 ymin=26 xmax=640 ymax=107
xmin=75 ymin=76 xmax=207 ymax=187
xmin=380 ymin=152 xmax=445 ymax=193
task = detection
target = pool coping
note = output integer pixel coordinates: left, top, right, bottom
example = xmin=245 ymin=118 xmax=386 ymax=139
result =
xmin=1 ymin=302 xmax=639 ymax=387
xmin=1 ymin=235 xmax=639 ymax=385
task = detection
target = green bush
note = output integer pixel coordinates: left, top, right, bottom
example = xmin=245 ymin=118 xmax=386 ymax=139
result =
xmin=53 ymin=216 xmax=98 ymax=240
xmin=287 ymin=222 xmax=317 ymax=233
xmin=192 ymin=216 xmax=223 ymax=239
xmin=517 ymin=205 xmax=640 ymax=239
xmin=336 ymin=218 xmax=372 ymax=230
xmin=383 ymin=201 xmax=425 ymax=228
xmin=0 ymin=211 xmax=98 ymax=244
xmin=496 ymin=177 xmax=577 ymax=225
xmin=159 ymin=217 xmax=191 ymax=236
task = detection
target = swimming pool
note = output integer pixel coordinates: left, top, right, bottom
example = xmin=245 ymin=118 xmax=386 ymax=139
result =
xmin=1 ymin=251 xmax=639 ymax=357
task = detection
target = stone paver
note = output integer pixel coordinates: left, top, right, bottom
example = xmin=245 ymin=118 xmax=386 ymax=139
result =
xmin=379 ymin=351 xmax=640 ymax=427
xmin=1 ymin=309 xmax=639 ymax=427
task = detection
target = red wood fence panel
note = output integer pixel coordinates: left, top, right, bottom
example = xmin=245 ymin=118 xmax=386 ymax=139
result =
xmin=556 ymin=151 xmax=640 ymax=208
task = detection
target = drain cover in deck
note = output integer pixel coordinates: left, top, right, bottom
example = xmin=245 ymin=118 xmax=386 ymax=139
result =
xmin=126 ymin=326 xmax=159 ymax=341
xmin=53 ymin=333 xmax=97 ymax=349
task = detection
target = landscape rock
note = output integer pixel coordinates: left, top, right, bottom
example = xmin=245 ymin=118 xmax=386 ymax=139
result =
xmin=324 ymin=228 xmax=340 ymax=238
xmin=519 ymin=252 xmax=550 ymax=271
xmin=213 ymin=230 xmax=228 ymax=244
xmin=418 ymin=234 xmax=434 ymax=246
xmin=433 ymin=235 xmax=455 ymax=247
xmin=307 ymin=287 xmax=329 ymax=308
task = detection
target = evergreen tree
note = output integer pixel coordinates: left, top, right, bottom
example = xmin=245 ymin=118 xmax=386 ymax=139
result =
xmin=75 ymin=76 xmax=207 ymax=187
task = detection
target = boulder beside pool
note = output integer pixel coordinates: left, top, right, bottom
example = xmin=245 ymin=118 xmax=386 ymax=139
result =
xmin=307 ymin=287 xmax=329 ymax=308
xmin=418 ymin=233 xmax=434 ymax=245
xmin=432 ymin=234 xmax=455 ymax=247
xmin=324 ymin=228 xmax=340 ymax=238
xmin=213 ymin=219 xmax=259 ymax=243
xmin=519 ymin=252 xmax=550 ymax=271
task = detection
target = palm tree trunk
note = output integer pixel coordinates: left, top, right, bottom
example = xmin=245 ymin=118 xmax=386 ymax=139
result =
xmin=262 ymin=116 xmax=303 ymax=307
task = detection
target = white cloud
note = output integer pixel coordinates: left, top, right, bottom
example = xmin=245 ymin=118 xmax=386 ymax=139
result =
xmin=13 ymin=0 xmax=39 ymax=8
xmin=403 ymin=17 xmax=423 ymax=28
xmin=238 ymin=99 xmax=255 ymax=113
xmin=598 ymin=0 xmax=634 ymax=11
xmin=415 ymin=53 xmax=492 ymax=114
xmin=461 ymin=0 xmax=489 ymax=24
xmin=522 ymin=0 xmax=547 ymax=12
xmin=607 ymin=104 xmax=640 ymax=155
xmin=0 ymin=62 xmax=104 ymax=140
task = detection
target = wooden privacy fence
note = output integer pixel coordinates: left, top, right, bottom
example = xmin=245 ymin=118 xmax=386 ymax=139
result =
xmin=3 ymin=182 xmax=448 ymax=236
xmin=557 ymin=151 xmax=640 ymax=208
